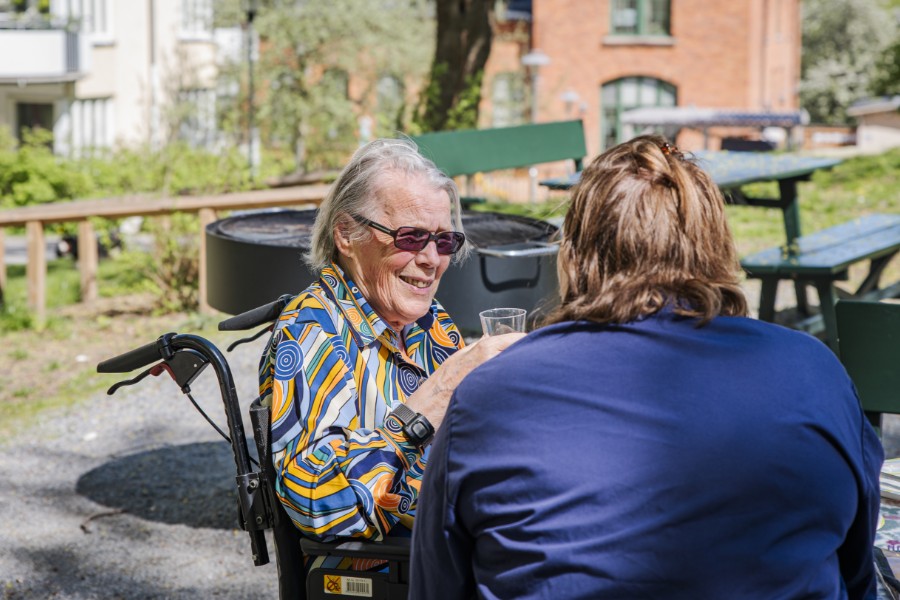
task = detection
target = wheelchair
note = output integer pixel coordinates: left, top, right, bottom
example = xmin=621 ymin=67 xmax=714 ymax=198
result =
xmin=97 ymin=295 xmax=410 ymax=600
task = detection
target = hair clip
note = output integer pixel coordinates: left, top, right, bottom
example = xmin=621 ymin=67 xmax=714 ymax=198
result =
xmin=659 ymin=142 xmax=684 ymax=161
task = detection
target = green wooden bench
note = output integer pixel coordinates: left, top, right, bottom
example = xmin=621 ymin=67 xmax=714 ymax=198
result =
xmin=410 ymin=120 xmax=587 ymax=206
xmin=835 ymin=299 xmax=900 ymax=434
xmin=741 ymin=213 xmax=900 ymax=352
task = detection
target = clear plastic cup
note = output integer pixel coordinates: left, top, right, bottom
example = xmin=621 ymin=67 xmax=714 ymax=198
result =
xmin=479 ymin=308 xmax=527 ymax=336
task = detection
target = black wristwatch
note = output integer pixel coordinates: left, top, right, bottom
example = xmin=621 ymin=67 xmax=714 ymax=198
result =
xmin=390 ymin=404 xmax=435 ymax=448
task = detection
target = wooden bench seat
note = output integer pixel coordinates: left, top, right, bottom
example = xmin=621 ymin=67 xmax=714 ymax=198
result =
xmin=741 ymin=213 xmax=900 ymax=351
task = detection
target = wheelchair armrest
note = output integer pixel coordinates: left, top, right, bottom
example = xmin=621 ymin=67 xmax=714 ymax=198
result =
xmin=300 ymin=537 xmax=410 ymax=561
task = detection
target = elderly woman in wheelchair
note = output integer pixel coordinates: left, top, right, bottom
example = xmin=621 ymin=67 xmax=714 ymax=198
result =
xmin=257 ymin=138 xmax=522 ymax=593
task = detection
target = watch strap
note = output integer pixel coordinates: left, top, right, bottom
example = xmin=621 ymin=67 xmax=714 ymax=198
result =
xmin=390 ymin=403 xmax=418 ymax=427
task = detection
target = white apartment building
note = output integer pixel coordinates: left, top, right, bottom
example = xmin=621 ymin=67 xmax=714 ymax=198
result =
xmin=0 ymin=0 xmax=221 ymax=155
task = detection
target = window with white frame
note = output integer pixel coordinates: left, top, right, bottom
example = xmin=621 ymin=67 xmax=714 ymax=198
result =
xmin=600 ymin=76 xmax=676 ymax=150
xmin=491 ymin=72 xmax=526 ymax=128
xmin=70 ymin=97 xmax=113 ymax=154
xmin=180 ymin=0 xmax=213 ymax=39
xmin=610 ymin=0 xmax=670 ymax=36
xmin=66 ymin=0 xmax=113 ymax=41
xmin=178 ymin=88 xmax=217 ymax=147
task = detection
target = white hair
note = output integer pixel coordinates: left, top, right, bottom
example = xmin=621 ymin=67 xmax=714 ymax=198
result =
xmin=305 ymin=137 xmax=467 ymax=271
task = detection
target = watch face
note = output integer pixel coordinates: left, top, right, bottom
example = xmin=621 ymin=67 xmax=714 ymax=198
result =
xmin=409 ymin=422 xmax=429 ymax=439
xmin=404 ymin=415 xmax=434 ymax=447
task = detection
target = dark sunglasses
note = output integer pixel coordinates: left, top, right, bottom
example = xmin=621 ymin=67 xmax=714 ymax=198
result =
xmin=353 ymin=215 xmax=466 ymax=255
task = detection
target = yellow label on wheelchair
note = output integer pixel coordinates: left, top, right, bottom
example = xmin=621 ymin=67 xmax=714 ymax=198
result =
xmin=324 ymin=574 xmax=374 ymax=597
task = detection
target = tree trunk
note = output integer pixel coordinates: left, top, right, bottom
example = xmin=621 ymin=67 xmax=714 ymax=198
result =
xmin=417 ymin=0 xmax=493 ymax=132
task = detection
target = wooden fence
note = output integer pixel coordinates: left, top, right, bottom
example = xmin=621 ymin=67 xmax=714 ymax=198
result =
xmin=0 ymin=184 xmax=331 ymax=323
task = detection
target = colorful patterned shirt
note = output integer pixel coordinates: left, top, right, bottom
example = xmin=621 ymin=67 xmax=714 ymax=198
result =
xmin=258 ymin=263 xmax=464 ymax=542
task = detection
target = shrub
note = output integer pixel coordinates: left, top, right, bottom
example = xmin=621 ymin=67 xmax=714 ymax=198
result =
xmin=141 ymin=214 xmax=201 ymax=314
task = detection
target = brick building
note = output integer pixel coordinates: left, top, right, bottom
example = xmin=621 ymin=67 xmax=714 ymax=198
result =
xmin=483 ymin=0 xmax=802 ymax=157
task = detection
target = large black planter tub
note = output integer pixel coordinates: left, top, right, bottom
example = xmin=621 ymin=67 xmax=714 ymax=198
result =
xmin=205 ymin=209 xmax=560 ymax=334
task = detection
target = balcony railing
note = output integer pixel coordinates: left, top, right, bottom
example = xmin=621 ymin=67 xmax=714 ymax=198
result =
xmin=0 ymin=25 xmax=86 ymax=82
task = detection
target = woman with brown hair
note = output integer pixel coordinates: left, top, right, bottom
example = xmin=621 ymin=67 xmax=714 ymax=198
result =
xmin=410 ymin=135 xmax=882 ymax=599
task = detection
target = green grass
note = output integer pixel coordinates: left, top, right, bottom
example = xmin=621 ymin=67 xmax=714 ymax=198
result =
xmin=0 ymin=307 xmax=225 ymax=438
xmin=0 ymin=261 xmax=79 ymax=330
xmin=0 ymin=248 xmax=184 ymax=436
xmin=0 ymin=367 xmax=98 ymax=425
xmin=470 ymin=197 xmax=571 ymax=223
xmin=0 ymin=249 xmax=154 ymax=331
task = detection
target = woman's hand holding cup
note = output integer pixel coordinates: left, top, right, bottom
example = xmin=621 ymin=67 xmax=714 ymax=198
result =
xmin=404 ymin=328 xmax=525 ymax=431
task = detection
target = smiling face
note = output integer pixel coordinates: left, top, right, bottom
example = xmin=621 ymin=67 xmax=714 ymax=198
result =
xmin=335 ymin=170 xmax=454 ymax=332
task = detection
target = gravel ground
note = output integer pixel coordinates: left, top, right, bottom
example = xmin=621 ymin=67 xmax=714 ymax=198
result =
xmin=0 ymin=332 xmax=279 ymax=599
xmin=1 ymin=279 xmax=898 ymax=599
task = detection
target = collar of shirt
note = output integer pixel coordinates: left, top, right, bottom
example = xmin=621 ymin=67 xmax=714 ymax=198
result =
xmin=318 ymin=263 xmax=438 ymax=357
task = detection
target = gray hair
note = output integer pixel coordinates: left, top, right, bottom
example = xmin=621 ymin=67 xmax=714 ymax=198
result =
xmin=305 ymin=137 xmax=467 ymax=272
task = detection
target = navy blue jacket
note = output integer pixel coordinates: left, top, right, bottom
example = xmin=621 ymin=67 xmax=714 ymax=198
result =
xmin=410 ymin=313 xmax=882 ymax=599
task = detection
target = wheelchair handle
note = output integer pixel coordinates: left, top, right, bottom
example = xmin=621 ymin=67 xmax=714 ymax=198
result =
xmin=97 ymin=333 xmax=176 ymax=373
xmin=218 ymin=294 xmax=294 ymax=331
xmin=97 ymin=333 xmax=270 ymax=566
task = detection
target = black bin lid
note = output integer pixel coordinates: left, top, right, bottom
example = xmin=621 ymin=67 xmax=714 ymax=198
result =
xmin=209 ymin=209 xmax=317 ymax=248
xmin=461 ymin=211 xmax=557 ymax=248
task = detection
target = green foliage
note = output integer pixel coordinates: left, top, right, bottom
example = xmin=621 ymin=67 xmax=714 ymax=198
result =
xmin=0 ymin=128 xmax=93 ymax=209
xmin=242 ymin=0 xmax=433 ymax=171
xmin=0 ymin=303 xmax=35 ymax=332
xmin=0 ymin=124 xmax=263 ymax=242
xmin=447 ymin=71 xmax=486 ymax=131
xmin=871 ymin=38 xmax=900 ymax=96
xmin=0 ymin=218 xmax=200 ymax=328
xmin=801 ymin=0 xmax=897 ymax=124
xmin=81 ymin=142 xmax=256 ymax=197
xmin=99 ymin=248 xmax=156 ymax=298
xmin=410 ymin=62 xmax=448 ymax=135
xmin=414 ymin=66 xmax=485 ymax=133
xmin=0 ymin=124 xmax=257 ymax=211
xmin=140 ymin=214 xmax=201 ymax=314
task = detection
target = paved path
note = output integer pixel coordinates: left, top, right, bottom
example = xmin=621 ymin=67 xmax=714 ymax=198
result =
xmin=0 ymin=333 xmax=278 ymax=599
